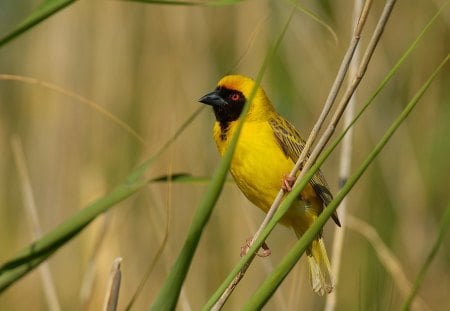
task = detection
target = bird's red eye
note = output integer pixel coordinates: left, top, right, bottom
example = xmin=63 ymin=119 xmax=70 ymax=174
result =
xmin=230 ymin=93 xmax=240 ymax=101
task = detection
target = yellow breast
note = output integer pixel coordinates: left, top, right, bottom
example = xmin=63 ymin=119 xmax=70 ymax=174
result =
xmin=214 ymin=119 xmax=294 ymax=214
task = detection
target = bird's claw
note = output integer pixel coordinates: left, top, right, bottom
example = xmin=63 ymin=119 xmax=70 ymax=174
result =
xmin=282 ymin=175 xmax=296 ymax=192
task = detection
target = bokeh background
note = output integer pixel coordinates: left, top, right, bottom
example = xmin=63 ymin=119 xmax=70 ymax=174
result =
xmin=0 ymin=0 xmax=449 ymax=310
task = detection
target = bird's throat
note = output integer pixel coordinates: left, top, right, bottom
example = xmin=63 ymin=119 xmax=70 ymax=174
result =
xmin=219 ymin=121 xmax=229 ymax=141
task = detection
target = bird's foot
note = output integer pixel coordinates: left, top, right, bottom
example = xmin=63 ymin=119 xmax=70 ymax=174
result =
xmin=281 ymin=175 xmax=296 ymax=192
xmin=240 ymin=237 xmax=271 ymax=257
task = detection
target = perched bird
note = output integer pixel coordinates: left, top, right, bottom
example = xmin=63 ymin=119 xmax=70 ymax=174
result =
xmin=199 ymin=75 xmax=340 ymax=296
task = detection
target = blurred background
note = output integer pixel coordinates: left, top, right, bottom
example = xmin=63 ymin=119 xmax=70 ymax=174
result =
xmin=0 ymin=0 xmax=449 ymax=310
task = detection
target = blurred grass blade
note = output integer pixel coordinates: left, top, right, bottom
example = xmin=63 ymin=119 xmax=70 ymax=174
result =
xmin=0 ymin=74 xmax=148 ymax=147
xmin=0 ymin=107 xmax=203 ymax=292
xmin=149 ymin=8 xmax=295 ymax=311
xmin=287 ymin=0 xmax=338 ymax=44
xmin=402 ymin=200 xmax=450 ymax=310
xmin=128 ymin=106 xmax=204 ymax=181
xmin=122 ymin=0 xmax=244 ymax=6
xmin=0 ymin=254 xmax=53 ymax=293
xmin=0 ymin=181 xmax=145 ymax=288
xmin=0 ymin=0 xmax=76 ymax=48
xmin=11 ymin=136 xmax=61 ymax=311
xmin=149 ymin=173 xmax=220 ymax=184
xmin=150 ymin=173 xmax=194 ymax=182
xmin=148 ymin=148 xmax=234 ymax=310
xmin=242 ymin=55 xmax=449 ymax=309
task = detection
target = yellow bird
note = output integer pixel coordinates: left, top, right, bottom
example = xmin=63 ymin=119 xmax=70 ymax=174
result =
xmin=199 ymin=75 xmax=340 ymax=296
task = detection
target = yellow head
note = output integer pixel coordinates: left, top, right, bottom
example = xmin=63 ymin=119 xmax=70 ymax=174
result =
xmin=199 ymin=75 xmax=275 ymax=123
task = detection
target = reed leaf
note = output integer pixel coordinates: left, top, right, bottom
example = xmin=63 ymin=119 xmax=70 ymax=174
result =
xmin=0 ymin=0 xmax=76 ymax=48
xmin=122 ymin=0 xmax=244 ymax=6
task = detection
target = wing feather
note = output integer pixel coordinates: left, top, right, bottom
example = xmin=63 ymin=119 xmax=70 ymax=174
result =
xmin=269 ymin=117 xmax=341 ymax=227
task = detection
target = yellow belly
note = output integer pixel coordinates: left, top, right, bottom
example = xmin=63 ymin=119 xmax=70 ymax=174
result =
xmin=214 ymin=120 xmax=315 ymax=229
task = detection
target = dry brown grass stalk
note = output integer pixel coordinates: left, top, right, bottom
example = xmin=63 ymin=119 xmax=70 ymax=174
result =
xmin=11 ymin=135 xmax=62 ymax=311
xmin=324 ymin=1 xmax=362 ymax=309
xmin=102 ymin=257 xmax=123 ymax=311
xmin=0 ymin=74 xmax=147 ymax=147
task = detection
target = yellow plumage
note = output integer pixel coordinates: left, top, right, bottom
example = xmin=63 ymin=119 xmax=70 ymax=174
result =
xmin=199 ymin=75 xmax=340 ymax=296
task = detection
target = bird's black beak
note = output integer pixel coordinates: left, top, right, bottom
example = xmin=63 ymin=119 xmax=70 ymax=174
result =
xmin=198 ymin=91 xmax=227 ymax=107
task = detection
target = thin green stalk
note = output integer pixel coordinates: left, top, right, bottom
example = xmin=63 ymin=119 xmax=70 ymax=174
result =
xmin=286 ymin=0 xmax=338 ymax=44
xmin=402 ymin=200 xmax=450 ymax=310
xmin=0 ymin=251 xmax=54 ymax=292
xmin=242 ymin=54 xmax=449 ymax=309
xmin=149 ymin=8 xmax=296 ymax=311
xmin=149 ymin=59 xmax=259 ymax=311
xmin=0 ymin=0 xmax=242 ymax=48
xmin=201 ymin=9 xmax=297 ymax=310
xmin=0 ymin=0 xmax=76 ymax=48
xmin=0 ymin=181 xmax=145 ymax=274
xmin=128 ymin=106 xmax=205 ymax=181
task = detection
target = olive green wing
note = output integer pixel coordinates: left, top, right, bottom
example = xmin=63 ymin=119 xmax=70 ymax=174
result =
xmin=268 ymin=116 xmax=341 ymax=227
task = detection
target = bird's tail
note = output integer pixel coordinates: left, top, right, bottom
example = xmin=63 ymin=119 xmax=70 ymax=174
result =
xmin=306 ymin=238 xmax=334 ymax=296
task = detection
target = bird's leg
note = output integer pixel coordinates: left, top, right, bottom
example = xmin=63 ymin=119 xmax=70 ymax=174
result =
xmin=240 ymin=237 xmax=271 ymax=257
xmin=282 ymin=175 xmax=296 ymax=192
